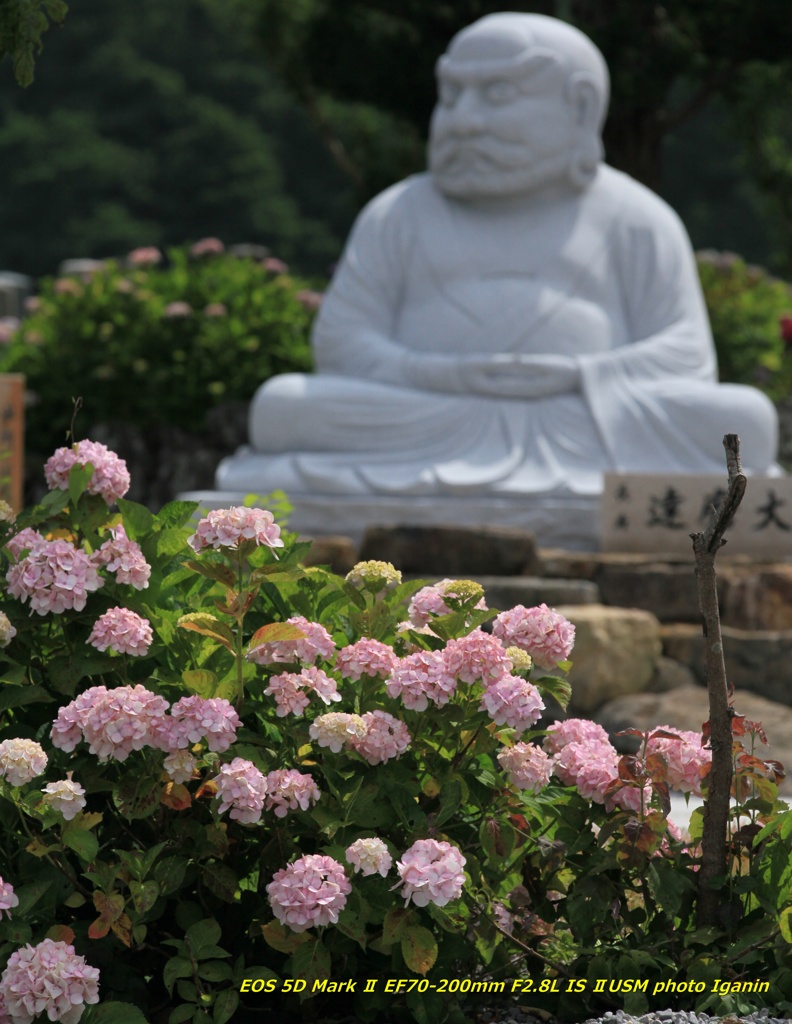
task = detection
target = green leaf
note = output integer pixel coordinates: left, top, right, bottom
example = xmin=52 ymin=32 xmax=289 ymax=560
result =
xmin=198 ymin=961 xmax=233 ymax=983
xmin=261 ymin=919 xmax=310 ymax=954
xmin=164 ymin=956 xmax=194 ymax=996
xmin=168 ymin=1006 xmax=195 ymax=1024
xmin=129 ymin=880 xmax=159 ymax=915
xmin=85 ymin=1002 xmax=149 ymax=1024
xmin=67 ymin=460 xmax=94 ymax=503
xmin=248 ymin=621 xmax=305 ymax=647
xmin=62 ymin=827 xmax=98 ymax=863
xmin=113 ymin=776 xmax=161 ymax=820
xmin=535 ymin=674 xmax=572 ymax=710
xmin=182 ymin=669 xmax=220 ymax=698
xmin=435 ymin=778 xmax=464 ymax=827
xmin=153 ymin=856 xmax=189 ymax=895
xmin=249 ymin=564 xmax=305 ymax=585
xmin=0 ymin=683 xmax=53 ymax=712
xmin=780 ymin=906 xmax=792 ymax=942
xmin=183 ymin=559 xmax=236 ymax=587
xmin=202 ymin=864 xmax=238 ymax=903
xmin=213 ymin=989 xmax=239 ymax=1024
xmin=12 ymin=880 xmax=52 ymax=916
xmin=178 ymin=614 xmax=235 ymax=652
xmin=157 ymin=500 xmax=199 ymax=529
xmin=186 ymin=918 xmax=224 ymax=958
xmin=291 ymin=938 xmax=331 ymax=988
xmin=382 ymin=907 xmax=414 ymax=946
xmin=117 ymin=498 xmax=156 ymax=536
xmin=401 ymin=925 xmax=438 ymax=975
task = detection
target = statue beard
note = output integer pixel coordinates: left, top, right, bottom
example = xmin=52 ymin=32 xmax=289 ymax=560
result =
xmin=429 ymin=131 xmax=600 ymax=199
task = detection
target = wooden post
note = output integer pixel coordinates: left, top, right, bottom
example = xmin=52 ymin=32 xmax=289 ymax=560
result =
xmin=0 ymin=374 xmax=25 ymax=511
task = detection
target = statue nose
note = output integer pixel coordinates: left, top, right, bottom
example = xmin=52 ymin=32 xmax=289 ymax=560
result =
xmin=448 ymin=87 xmax=486 ymax=135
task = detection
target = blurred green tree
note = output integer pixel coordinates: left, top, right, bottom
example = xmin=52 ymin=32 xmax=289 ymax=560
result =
xmin=0 ymin=0 xmax=67 ymax=86
xmin=0 ymin=0 xmax=353 ymax=276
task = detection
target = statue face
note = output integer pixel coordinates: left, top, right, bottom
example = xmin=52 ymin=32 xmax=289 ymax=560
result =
xmin=429 ymin=31 xmax=592 ymax=199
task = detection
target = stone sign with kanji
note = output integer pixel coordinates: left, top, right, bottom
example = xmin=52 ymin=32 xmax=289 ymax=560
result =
xmin=602 ymin=473 xmax=792 ymax=557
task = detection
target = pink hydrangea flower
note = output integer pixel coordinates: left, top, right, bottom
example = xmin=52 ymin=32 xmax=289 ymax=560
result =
xmin=247 ymin=615 xmax=335 ymax=666
xmin=264 ymin=667 xmax=340 ymax=718
xmin=163 ymin=301 xmax=193 ymax=318
xmin=87 ymin=607 xmax=153 ymax=656
xmin=128 ymin=246 xmax=162 ymax=266
xmin=443 ymin=631 xmax=512 ymax=686
xmin=263 ymin=769 xmax=320 ymax=818
xmin=262 ymin=257 xmax=289 ymax=275
xmin=385 ymin=650 xmax=458 ymax=711
xmin=294 ymin=289 xmax=323 ymax=311
xmin=396 ymin=839 xmax=466 ymax=908
xmin=480 ymin=674 xmax=544 ymax=732
xmin=543 ymin=718 xmax=611 ymax=755
xmin=492 ymin=603 xmax=575 ymax=671
xmin=215 ymin=758 xmax=267 ymax=824
xmin=187 ymin=506 xmax=283 ymax=553
xmin=5 ymin=527 xmax=45 ymax=561
xmin=93 ymin=524 xmax=151 ymax=589
xmin=167 ymin=695 xmax=240 ymax=752
xmin=267 ymin=854 xmax=351 ymax=932
xmin=44 ymin=440 xmax=130 ymax=505
xmin=498 ymin=743 xmax=553 ymax=792
xmin=190 ymin=237 xmax=225 ymax=257
xmin=607 ymin=782 xmax=654 ymax=815
xmin=0 ymin=739 xmax=47 ymax=786
xmin=407 ymin=579 xmax=487 ymax=627
xmin=0 ymin=939 xmax=100 ymax=1024
xmin=163 ymin=749 xmax=197 ymax=784
xmin=309 ymin=712 xmax=367 ymax=752
xmin=349 ymin=710 xmax=411 ymax=765
xmin=0 ymin=878 xmax=19 ymax=920
xmin=346 ymin=838 xmax=392 ymax=877
xmin=203 ymin=302 xmax=227 ymax=317
xmin=7 ymin=539 xmax=103 ymax=614
xmin=50 ymin=684 xmax=170 ymax=762
xmin=644 ymin=726 xmax=711 ymax=796
xmin=553 ymin=740 xmax=620 ymax=804
xmin=41 ymin=777 xmax=87 ymax=820
xmin=334 ymin=638 xmax=397 ymax=680
xmin=0 ymin=612 xmax=16 ymax=648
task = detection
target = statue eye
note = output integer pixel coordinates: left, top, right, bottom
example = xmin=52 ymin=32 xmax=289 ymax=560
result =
xmin=439 ymin=80 xmax=461 ymax=107
xmin=484 ymin=80 xmax=519 ymax=105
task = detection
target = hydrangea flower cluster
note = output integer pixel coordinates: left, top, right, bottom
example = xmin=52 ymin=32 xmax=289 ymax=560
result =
xmin=0 ymin=878 xmax=18 ymax=920
xmin=0 ymin=611 xmax=16 ymax=648
xmin=93 ymin=524 xmax=151 ymax=589
xmin=480 ymin=675 xmax=544 ymax=732
xmin=264 ymin=667 xmax=341 ymax=717
xmin=543 ymin=718 xmax=610 ymax=755
xmin=167 ymin=695 xmax=240 ymax=752
xmin=266 ymin=854 xmax=351 ymax=932
xmin=187 ymin=506 xmax=283 ymax=553
xmin=263 ymin=769 xmax=320 ymax=818
xmin=396 ymin=839 xmax=466 ymax=908
xmin=309 ymin=713 xmax=367 ymax=752
xmin=0 ymin=739 xmax=47 ymax=787
xmin=442 ymin=631 xmax=512 ymax=686
xmin=0 ymin=939 xmax=100 ymax=1024
xmin=551 ymin=736 xmax=620 ymax=804
xmin=87 ymin=607 xmax=153 ymax=656
xmin=334 ymin=638 xmax=397 ymax=681
xmin=492 ymin=603 xmax=575 ymax=671
xmin=51 ymin=685 xmax=170 ymax=762
xmin=349 ymin=711 xmax=411 ymax=765
xmin=5 ymin=528 xmax=45 ymax=561
xmin=7 ymin=539 xmax=103 ymax=614
xmin=41 ymin=777 xmax=87 ymax=820
xmin=163 ymin=749 xmax=198 ymax=784
xmin=344 ymin=560 xmax=402 ymax=593
xmin=497 ymin=742 xmax=553 ymax=792
xmin=407 ymin=579 xmax=487 ymax=627
xmin=247 ymin=616 xmax=335 ymax=665
xmin=44 ymin=439 xmax=130 ymax=505
xmin=385 ymin=650 xmax=458 ymax=711
xmin=215 ymin=758 xmax=267 ymax=824
xmin=346 ymin=838 xmax=393 ymax=877
xmin=646 ymin=726 xmax=711 ymax=796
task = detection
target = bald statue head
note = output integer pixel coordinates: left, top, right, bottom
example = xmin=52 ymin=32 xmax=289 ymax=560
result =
xmin=428 ymin=13 xmax=610 ymax=200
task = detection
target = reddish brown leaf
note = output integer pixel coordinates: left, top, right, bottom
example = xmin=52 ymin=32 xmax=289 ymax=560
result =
xmin=89 ymin=892 xmax=124 ymax=939
xmin=161 ymin=782 xmax=191 ymax=810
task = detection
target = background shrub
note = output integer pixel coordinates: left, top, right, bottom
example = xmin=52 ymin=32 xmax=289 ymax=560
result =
xmin=0 ymin=246 xmax=320 ymax=465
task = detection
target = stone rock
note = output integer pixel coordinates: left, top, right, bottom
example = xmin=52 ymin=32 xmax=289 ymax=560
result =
xmin=470 ymin=576 xmax=599 ymax=611
xmin=595 ymin=685 xmax=792 ymax=794
xmin=662 ymin=622 xmax=792 ymax=706
xmin=557 ymin=604 xmax=662 ymax=714
xmin=358 ymin=524 xmax=540 ymax=577
xmin=596 ymin=564 xmax=701 ymax=622
xmin=299 ymin=536 xmax=359 ymax=576
xmin=649 ymin=656 xmax=699 ymax=693
xmin=720 ymin=564 xmax=792 ymax=630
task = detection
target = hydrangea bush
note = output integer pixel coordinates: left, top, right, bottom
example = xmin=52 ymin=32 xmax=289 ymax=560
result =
xmin=0 ymin=442 xmax=791 ymax=1024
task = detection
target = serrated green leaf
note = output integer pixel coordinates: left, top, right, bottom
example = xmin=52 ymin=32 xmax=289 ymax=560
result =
xmin=117 ymin=498 xmax=156 ymax=536
xmin=62 ymin=827 xmax=98 ymax=862
xmin=186 ymin=918 xmax=224 ymax=958
xmin=182 ymin=669 xmax=219 ymax=698
xmin=213 ymin=988 xmax=239 ymax=1024
xmin=87 ymin=1001 xmax=149 ymax=1024
xmin=535 ymin=674 xmax=572 ymax=710
xmin=183 ymin=558 xmax=236 ymax=587
xmin=164 ymin=956 xmax=194 ymax=996
xmin=291 ymin=938 xmax=331 ymax=987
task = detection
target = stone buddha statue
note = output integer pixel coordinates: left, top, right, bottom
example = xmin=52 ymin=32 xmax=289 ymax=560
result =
xmin=211 ymin=12 xmax=778 ymax=548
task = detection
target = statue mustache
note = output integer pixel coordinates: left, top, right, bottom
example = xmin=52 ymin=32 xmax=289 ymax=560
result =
xmin=430 ymin=135 xmax=531 ymax=173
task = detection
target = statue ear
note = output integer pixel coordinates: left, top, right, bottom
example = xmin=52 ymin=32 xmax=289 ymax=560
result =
xmin=566 ymin=72 xmax=604 ymax=129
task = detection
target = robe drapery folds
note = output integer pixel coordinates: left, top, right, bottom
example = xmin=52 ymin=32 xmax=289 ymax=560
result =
xmin=233 ymin=166 xmax=778 ymax=498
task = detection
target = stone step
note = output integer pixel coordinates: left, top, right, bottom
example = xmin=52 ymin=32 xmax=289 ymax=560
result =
xmin=359 ymin=523 xmax=540 ymax=576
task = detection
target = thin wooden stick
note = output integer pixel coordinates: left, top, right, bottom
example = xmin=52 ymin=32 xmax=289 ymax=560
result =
xmin=690 ymin=434 xmax=745 ymax=927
